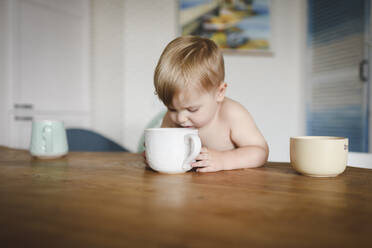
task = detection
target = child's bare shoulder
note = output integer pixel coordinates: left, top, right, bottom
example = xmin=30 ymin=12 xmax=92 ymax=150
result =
xmin=221 ymin=99 xmax=267 ymax=149
xmin=220 ymin=97 xmax=253 ymax=122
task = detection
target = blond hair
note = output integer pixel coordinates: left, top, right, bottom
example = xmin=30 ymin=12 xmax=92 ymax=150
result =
xmin=154 ymin=36 xmax=225 ymax=106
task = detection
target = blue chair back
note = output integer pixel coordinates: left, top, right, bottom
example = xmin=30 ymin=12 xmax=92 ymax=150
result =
xmin=66 ymin=128 xmax=128 ymax=152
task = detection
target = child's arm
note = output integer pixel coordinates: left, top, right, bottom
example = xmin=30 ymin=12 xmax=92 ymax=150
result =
xmin=192 ymin=102 xmax=269 ymax=172
xmin=225 ymin=104 xmax=269 ymax=169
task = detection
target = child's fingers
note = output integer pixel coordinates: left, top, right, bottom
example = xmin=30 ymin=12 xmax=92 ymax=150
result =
xmin=196 ymin=166 xmax=216 ymax=173
xmin=141 ymin=151 xmax=149 ymax=166
xmin=195 ymin=153 xmax=208 ymax=160
xmin=191 ymin=160 xmax=207 ymax=168
xmin=200 ymin=147 xmax=208 ymax=153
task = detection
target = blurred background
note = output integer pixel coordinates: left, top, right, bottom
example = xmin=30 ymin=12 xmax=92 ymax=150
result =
xmin=0 ymin=0 xmax=371 ymax=167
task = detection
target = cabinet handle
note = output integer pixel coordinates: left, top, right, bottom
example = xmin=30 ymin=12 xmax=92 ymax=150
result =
xmin=359 ymin=59 xmax=368 ymax=82
xmin=14 ymin=116 xmax=33 ymax=122
xmin=14 ymin=104 xmax=33 ymax=109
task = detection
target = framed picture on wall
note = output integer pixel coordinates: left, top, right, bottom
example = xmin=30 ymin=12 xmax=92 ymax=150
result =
xmin=179 ymin=0 xmax=273 ymax=55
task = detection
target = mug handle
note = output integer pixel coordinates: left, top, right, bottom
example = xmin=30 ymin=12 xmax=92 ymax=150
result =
xmin=42 ymin=125 xmax=53 ymax=153
xmin=182 ymin=134 xmax=201 ymax=170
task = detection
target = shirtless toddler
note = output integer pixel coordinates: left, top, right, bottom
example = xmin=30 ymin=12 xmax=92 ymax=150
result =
xmin=151 ymin=35 xmax=268 ymax=172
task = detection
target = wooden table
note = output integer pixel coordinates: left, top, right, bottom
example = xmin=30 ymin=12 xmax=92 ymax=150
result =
xmin=1 ymin=147 xmax=372 ymax=248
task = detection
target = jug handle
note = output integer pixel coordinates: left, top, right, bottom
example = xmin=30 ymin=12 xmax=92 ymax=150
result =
xmin=182 ymin=134 xmax=201 ymax=170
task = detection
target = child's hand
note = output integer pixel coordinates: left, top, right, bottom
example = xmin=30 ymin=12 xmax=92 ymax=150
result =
xmin=191 ymin=147 xmax=225 ymax=173
xmin=142 ymin=150 xmax=150 ymax=168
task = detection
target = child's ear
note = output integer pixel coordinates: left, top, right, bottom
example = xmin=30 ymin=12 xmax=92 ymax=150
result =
xmin=216 ymin=82 xmax=227 ymax=102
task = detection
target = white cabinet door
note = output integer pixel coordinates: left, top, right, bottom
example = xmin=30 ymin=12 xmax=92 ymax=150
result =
xmin=8 ymin=0 xmax=91 ymax=148
xmin=12 ymin=0 xmax=90 ymax=112
xmin=9 ymin=114 xmax=33 ymax=149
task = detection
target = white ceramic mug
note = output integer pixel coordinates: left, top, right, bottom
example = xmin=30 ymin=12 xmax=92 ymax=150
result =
xmin=290 ymin=136 xmax=348 ymax=177
xmin=145 ymin=128 xmax=201 ymax=174
xmin=30 ymin=120 xmax=68 ymax=159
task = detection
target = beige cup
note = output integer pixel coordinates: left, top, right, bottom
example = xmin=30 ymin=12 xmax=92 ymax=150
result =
xmin=290 ymin=136 xmax=348 ymax=177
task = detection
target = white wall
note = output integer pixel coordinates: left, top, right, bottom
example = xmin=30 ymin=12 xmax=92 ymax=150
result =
xmin=122 ymin=0 xmax=306 ymax=162
xmin=91 ymin=0 xmax=124 ymax=144
xmin=123 ymin=0 xmax=178 ymax=152
xmin=0 ymin=0 xmax=10 ymax=146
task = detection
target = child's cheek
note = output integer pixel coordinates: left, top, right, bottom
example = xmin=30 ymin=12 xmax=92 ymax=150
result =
xmin=192 ymin=114 xmax=204 ymax=126
xmin=169 ymin=113 xmax=177 ymax=123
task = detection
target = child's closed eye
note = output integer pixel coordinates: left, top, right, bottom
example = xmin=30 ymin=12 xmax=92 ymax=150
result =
xmin=187 ymin=108 xmax=199 ymax=113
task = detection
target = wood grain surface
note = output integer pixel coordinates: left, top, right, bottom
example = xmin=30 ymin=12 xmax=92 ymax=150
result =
xmin=0 ymin=146 xmax=372 ymax=248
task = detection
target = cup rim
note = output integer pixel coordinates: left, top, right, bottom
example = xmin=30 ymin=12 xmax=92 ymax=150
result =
xmin=290 ymin=136 xmax=347 ymax=140
xmin=32 ymin=120 xmax=64 ymax=124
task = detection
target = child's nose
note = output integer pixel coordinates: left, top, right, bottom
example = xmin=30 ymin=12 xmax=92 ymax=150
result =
xmin=177 ymin=112 xmax=187 ymax=123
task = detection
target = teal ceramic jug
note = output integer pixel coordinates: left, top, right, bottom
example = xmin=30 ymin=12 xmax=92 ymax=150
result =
xmin=30 ymin=120 xmax=68 ymax=159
